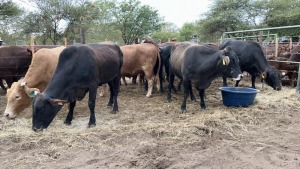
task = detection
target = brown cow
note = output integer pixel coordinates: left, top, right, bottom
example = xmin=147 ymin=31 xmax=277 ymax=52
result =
xmin=121 ymin=43 xmax=161 ymax=97
xmin=0 ymin=46 xmax=33 ymax=90
xmin=4 ymin=46 xmax=65 ymax=119
xmin=288 ymin=45 xmax=300 ymax=62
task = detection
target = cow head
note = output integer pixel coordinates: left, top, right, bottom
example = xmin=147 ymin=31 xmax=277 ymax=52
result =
xmin=219 ymin=47 xmax=243 ymax=80
xmin=262 ymin=66 xmax=282 ymax=91
xmin=4 ymin=81 xmax=40 ymax=119
xmin=32 ymin=93 xmax=67 ymax=132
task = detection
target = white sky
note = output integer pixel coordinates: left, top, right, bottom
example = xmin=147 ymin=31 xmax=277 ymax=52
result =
xmin=139 ymin=0 xmax=211 ymax=28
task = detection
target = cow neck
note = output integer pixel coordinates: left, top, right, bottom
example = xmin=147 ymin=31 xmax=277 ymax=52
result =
xmin=43 ymin=76 xmax=69 ymax=100
xmin=254 ymin=55 xmax=270 ymax=73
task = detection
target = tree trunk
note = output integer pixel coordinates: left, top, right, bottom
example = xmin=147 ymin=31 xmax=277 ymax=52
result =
xmin=80 ymin=27 xmax=85 ymax=44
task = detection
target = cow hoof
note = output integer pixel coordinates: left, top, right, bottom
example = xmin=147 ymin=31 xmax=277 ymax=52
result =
xmin=111 ymin=110 xmax=118 ymax=114
xmin=146 ymin=94 xmax=151 ymax=97
xmin=88 ymin=124 xmax=96 ymax=128
xmin=64 ymin=120 xmax=72 ymax=125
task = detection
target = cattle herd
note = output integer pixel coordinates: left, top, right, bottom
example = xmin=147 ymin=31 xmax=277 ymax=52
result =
xmin=2 ymin=39 xmax=299 ymax=131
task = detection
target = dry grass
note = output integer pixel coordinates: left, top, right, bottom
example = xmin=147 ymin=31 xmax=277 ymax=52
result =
xmin=0 ymin=77 xmax=299 ymax=168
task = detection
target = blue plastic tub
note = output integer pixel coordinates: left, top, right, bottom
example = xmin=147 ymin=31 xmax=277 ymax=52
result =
xmin=219 ymin=87 xmax=259 ymax=107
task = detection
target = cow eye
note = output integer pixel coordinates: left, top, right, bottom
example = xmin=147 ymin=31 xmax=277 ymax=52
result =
xmin=15 ymin=95 xmax=20 ymax=100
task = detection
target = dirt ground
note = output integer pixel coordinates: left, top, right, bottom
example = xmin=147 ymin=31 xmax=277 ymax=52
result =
xmin=0 ymin=77 xmax=300 ymax=169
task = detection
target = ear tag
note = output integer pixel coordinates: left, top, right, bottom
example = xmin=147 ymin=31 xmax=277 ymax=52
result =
xmin=262 ymin=74 xmax=265 ymax=78
xmin=222 ymin=59 xmax=225 ymax=65
xmin=58 ymin=102 xmax=63 ymax=106
xmin=29 ymin=90 xmax=39 ymax=98
xmin=29 ymin=92 xmax=36 ymax=98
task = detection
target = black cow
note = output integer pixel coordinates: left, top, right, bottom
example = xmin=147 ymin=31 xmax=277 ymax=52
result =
xmin=32 ymin=43 xmax=123 ymax=131
xmin=220 ymin=40 xmax=282 ymax=90
xmin=168 ymin=42 xmax=242 ymax=112
xmin=158 ymin=43 xmax=175 ymax=93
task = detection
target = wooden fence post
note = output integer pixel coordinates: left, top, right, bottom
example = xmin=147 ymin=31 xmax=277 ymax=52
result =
xmin=30 ymin=34 xmax=35 ymax=54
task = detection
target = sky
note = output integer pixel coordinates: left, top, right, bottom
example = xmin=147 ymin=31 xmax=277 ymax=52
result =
xmin=139 ymin=0 xmax=211 ymax=28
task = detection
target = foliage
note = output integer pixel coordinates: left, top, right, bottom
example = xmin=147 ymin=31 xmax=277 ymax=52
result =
xmin=152 ymin=22 xmax=179 ymax=43
xmin=113 ymin=0 xmax=162 ymax=44
xmin=179 ymin=22 xmax=197 ymax=41
xmin=0 ymin=0 xmax=21 ymax=20
xmin=263 ymin=0 xmax=300 ymax=36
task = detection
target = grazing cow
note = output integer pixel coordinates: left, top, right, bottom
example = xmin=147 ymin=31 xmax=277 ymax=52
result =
xmin=0 ymin=46 xmax=33 ymax=90
xmin=121 ymin=43 xmax=160 ymax=97
xmin=168 ymin=42 xmax=242 ymax=112
xmin=220 ymin=40 xmax=282 ymax=90
xmin=32 ymin=43 xmax=123 ymax=131
xmin=4 ymin=46 xmax=65 ymax=119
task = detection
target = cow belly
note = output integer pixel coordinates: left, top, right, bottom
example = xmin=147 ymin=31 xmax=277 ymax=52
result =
xmin=76 ymin=88 xmax=88 ymax=101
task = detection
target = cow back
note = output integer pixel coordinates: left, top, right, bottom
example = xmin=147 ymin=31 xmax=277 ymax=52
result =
xmin=170 ymin=42 xmax=195 ymax=78
xmin=121 ymin=43 xmax=159 ymax=76
xmin=44 ymin=43 xmax=122 ymax=100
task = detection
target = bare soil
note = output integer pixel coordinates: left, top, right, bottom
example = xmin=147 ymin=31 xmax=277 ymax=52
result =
xmin=0 ymin=77 xmax=300 ymax=169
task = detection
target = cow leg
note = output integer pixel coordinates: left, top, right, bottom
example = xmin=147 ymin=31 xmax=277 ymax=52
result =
xmin=88 ymin=87 xmax=97 ymax=127
xmin=107 ymin=78 xmax=119 ymax=113
xmin=199 ymin=89 xmax=206 ymax=109
xmin=251 ymin=75 xmax=256 ymax=88
xmin=177 ymin=79 xmax=182 ymax=91
xmin=180 ymin=77 xmax=189 ymax=113
xmin=107 ymin=82 xmax=114 ymax=107
xmin=144 ymin=79 xmax=148 ymax=91
xmin=64 ymin=101 xmax=76 ymax=125
xmin=235 ymin=79 xmax=240 ymax=87
xmin=99 ymin=83 xmax=106 ymax=97
xmin=167 ymin=70 xmax=176 ymax=101
xmin=122 ymin=76 xmax=127 ymax=86
xmin=112 ymin=76 xmax=120 ymax=113
xmin=189 ymin=81 xmax=196 ymax=101
xmin=222 ymin=76 xmax=228 ymax=86
xmin=0 ymin=78 xmax=7 ymax=91
xmin=159 ymin=62 xmax=165 ymax=93
xmin=145 ymin=75 xmax=154 ymax=97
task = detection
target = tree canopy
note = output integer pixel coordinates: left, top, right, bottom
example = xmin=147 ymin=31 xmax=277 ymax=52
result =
xmin=2 ymin=0 xmax=300 ymax=45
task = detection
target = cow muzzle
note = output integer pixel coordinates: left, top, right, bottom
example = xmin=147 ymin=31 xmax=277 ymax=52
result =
xmin=232 ymin=74 xmax=243 ymax=81
xmin=32 ymin=127 xmax=46 ymax=132
xmin=3 ymin=109 xmax=16 ymax=119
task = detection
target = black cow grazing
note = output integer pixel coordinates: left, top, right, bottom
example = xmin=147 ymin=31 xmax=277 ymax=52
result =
xmin=220 ymin=40 xmax=282 ymax=90
xmin=32 ymin=43 xmax=123 ymax=131
xmin=168 ymin=42 xmax=242 ymax=112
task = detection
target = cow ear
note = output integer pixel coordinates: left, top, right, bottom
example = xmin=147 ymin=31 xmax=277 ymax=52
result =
xmin=224 ymin=46 xmax=231 ymax=53
xmin=21 ymin=82 xmax=40 ymax=98
xmin=261 ymin=72 xmax=267 ymax=79
xmin=220 ymin=56 xmax=230 ymax=65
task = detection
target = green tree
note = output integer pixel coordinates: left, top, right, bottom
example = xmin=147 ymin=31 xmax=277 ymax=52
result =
xmin=263 ymin=0 xmax=300 ymax=36
xmin=113 ymin=0 xmax=162 ymax=44
xmin=152 ymin=22 xmax=179 ymax=43
xmin=179 ymin=22 xmax=196 ymax=41
xmin=0 ymin=0 xmax=21 ymax=20
xmin=196 ymin=0 xmax=263 ymax=40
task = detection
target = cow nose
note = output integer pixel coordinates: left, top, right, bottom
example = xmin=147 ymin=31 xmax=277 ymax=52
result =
xmin=32 ymin=127 xmax=44 ymax=132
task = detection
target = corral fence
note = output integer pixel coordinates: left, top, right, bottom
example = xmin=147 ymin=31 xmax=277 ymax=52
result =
xmin=221 ymin=25 xmax=300 ymax=91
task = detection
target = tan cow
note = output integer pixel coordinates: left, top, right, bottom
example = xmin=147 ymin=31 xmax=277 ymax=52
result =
xmin=4 ymin=46 xmax=65 ymax=119
xmin=121 ymin=43 xmax=161 ymax=97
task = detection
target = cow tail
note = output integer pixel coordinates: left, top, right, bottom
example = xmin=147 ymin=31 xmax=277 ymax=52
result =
xmin=154 ymin=49 xmax=161 ymax=91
